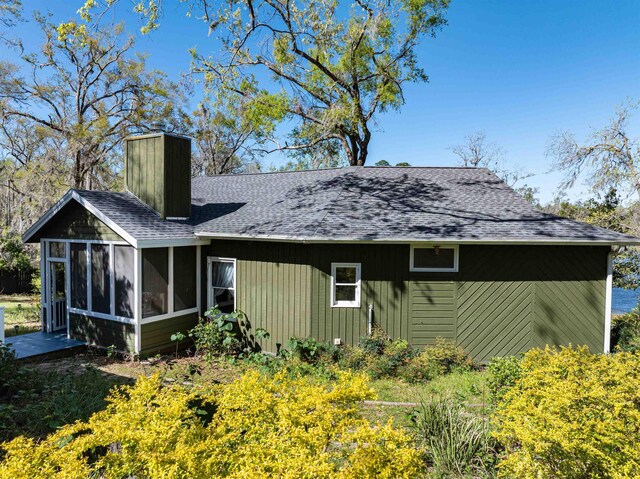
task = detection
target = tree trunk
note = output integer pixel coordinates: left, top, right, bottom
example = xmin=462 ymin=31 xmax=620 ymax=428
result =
xmin=74 ymin=150 xmax=83 ymax=189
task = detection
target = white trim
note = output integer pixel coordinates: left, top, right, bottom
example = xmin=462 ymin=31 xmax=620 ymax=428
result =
xmin=40 ymin=241 xmax=46 ymax=331
xmin=86 ymin=243 xmax=92 ymax=313
xmin=195 ymin=232 xmax=640 ymax=246
xmin=139 ymin=307 xmax=199 ymax=325
xmin=168 ymin=247 xmax=175 ymax=315
xmin=109 ymin=244 xmax=115 ymax=317
xmin=207 ymin=256 xmax=237 ymax=310
xmin=134 ymin=247 xmax=142 ymax=354
xmin=41 ymin=238 xmax=129 ymax=245
xmin=410 ymin=244 xmax=459 ymax=272
xmin=22 ymin=190 xmax=138 ymax=247
xmin=166 ymin=217 xmax=190 ymax=221
xmin=196 ymin=245 xmax=202 ymax=315
xmin=604 ymin=251 xmax=613 ymax=354
xmin=137 ymin=238 xmax=208 ymax=248
xmin=69 ymin=308 xmax=135 ymax=325
xmin=330 ymin=263 xmax=361 ymax=308
xmin=65 ymin=242 xmax=71 ymax=338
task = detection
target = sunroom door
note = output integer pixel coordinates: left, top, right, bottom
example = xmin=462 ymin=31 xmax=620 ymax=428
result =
xmin=48 ymin=261 xmax=67 ymax=332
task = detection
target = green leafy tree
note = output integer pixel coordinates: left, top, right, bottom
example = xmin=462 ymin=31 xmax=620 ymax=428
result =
xmin=0 ymin=228 xmax=31 ymax=271
xmin=0 ymin=15 xmax=184 ymax=190
xmin=80 ymin=0 xmax=450 ymax=166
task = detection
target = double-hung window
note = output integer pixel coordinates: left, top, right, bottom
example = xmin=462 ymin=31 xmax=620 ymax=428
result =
xmin=208 ymin=257 xmax=236 ymax=313
xmin=331 ymin=263 xmax=361 ymax=307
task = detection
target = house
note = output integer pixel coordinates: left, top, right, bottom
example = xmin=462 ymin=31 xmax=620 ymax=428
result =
xmin=22 ymin=132 xmax=640 ymax=362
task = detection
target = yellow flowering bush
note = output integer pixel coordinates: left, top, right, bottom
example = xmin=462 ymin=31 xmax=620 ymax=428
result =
xmin=0 ymin=370 xmax=422 ymax=479
xmin=493 ymin=346 xmax=640 ymax=478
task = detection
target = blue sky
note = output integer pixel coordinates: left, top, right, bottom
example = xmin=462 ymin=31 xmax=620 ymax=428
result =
xmin=12 ymin=0 xmax=640 ymax=203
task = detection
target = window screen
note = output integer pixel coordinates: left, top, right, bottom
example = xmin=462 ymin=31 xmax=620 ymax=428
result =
xmin=412 ymin=247 xmax=456 ymax=271
xmin=70 ymin=243 xmax=87 ymax=309
xmin=49 ymin=241 xmax=66 ymax=258
xmin=114 ymin=245 xmax=135 ymax=318
xmin=142 ymin=248 xmax=168 ymax=318
xmin=211 ymin=259 xmax=235 ymax=313
xmin=174 ymin=246 xmax=197 ymax=312
xmin=91 ymin=244 xmax=111 ymax=314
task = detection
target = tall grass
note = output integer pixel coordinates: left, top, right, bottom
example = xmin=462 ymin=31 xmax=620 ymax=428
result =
xmin=410 ymin=396 xmax=496 ymax=478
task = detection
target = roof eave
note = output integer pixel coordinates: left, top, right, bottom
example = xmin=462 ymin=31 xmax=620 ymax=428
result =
xmin=22 ymin=190 xmax=138 ymax=247
xmin=195 ymin=231 xmax=640 ymax=246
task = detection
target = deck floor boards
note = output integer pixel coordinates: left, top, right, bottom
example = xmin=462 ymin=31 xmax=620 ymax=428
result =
xmin=4 ymin=332 xmax=85 ymax=359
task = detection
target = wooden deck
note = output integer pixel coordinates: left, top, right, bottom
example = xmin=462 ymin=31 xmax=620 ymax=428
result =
xmin=5 ymin=332 xmax=85 ymax=360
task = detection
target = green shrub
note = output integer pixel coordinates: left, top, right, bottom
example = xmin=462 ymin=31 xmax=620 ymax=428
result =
xmin=340 ymin=330 xmax=417 ymax=379
xmin=399 ymin=339 xmax=475 ymax=384
xmin=189 ymin=306 xmax=245 ymax=359
xmin=486 ymin=356 xmax=522 ymax=404
xmin=0 ymin=371 xmax=423 ymax=478
xmin=494 ymin=346 xmax=640 ymax=478
xmin=611 ymin=303 xmax=640 ymax=352
xmin=410 ymin=396 xmax=496 ymax=478
xmin=284 ymin=337 xmax=341 ymax=365
xmin=0 ymin=344 xmax=17 ymax=396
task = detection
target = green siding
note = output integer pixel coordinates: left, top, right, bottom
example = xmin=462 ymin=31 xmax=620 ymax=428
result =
xmin=410 ymin=281 xmax=457 ymax=347
xmin=33 ymin=200 xmax=123 ymax=241
xmin=203 ymin=241 xmax=608 ymax=361
xmin=164 ymin=136 xmax=191 ymax=218
xmin=206 ymin=241 xmax=312 ymax=353
xmin=125 ymin=134 xmax=191 ymax=219
xmin=140 ymin=312 xmax=199 ymax=353
xmin=69 ymin=312 xmax=135 ymax=352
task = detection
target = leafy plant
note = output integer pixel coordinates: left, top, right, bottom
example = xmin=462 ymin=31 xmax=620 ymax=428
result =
xmin=494 ymin=346 xmax=640 ymax=478
xmin=189 ymin=306 xmax=246 ymax=360
xmin=611 ymin=303 xmax=640 ymax=352
xmin=105 ymin=344 xmax=117 ymax=359
xmin=170 ymin=331 xmax=186 ymax=358
xmin=486 ymin=356 xmax=522 ymax=404
xmin=410 ymin=396 xmax=496 ymax=478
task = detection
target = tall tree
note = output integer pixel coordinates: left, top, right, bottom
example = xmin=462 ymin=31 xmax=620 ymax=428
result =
xmin=549 ymin=99 xmax=640 ymax=200
xmin=189 ymin=90 xmax=276 ymax=176
xmin=0 ymin=15 xmax=183 ymax=190
xmin=80 ymin=0 xmax=450 ymax=166
xmin=450 ymin=130 xmax=533 ymax=188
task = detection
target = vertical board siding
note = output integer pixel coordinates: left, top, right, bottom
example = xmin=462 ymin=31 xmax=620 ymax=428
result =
xmin=205 ymin=241 xmax=312 ymax=353
xmin=69 ymin=312 xmax=135 ymax=352
xmin=33 ymin=200 xmax=123 ymax=241
xmin=164 ymin=136 xmax=191 ymax=218
xmin=125 ymin=134 xmax=191 ymax=219
xmin=140 ymin=312 xmax=199 ymax=353
xmin=201 ymin=241 xmax=608 ymax=361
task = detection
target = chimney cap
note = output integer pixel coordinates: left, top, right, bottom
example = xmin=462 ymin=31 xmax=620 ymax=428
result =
xmin=150 ymin=121 xmax=166 ymax=133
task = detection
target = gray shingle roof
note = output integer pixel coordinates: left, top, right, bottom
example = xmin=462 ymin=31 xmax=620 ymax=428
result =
xmin=74 ymin=190 xmax=195 ymax=241
xmin=28 ymin=167 xmax=640 ymax=245
xmin=190 ymin=167 xmax=640 ymax=244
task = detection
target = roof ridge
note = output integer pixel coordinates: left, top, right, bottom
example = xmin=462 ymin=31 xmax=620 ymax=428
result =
xmin=192 ymin=165 xmax=491 ymax=180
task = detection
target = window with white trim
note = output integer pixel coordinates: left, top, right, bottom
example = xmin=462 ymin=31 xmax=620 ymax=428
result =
xmin=209 ymin=257 xmax=236 ymax=313
xmin=410 ymin=245 xmax=459 ymax=272
xmin=331 ymin=263 xmax=361 ymax=307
